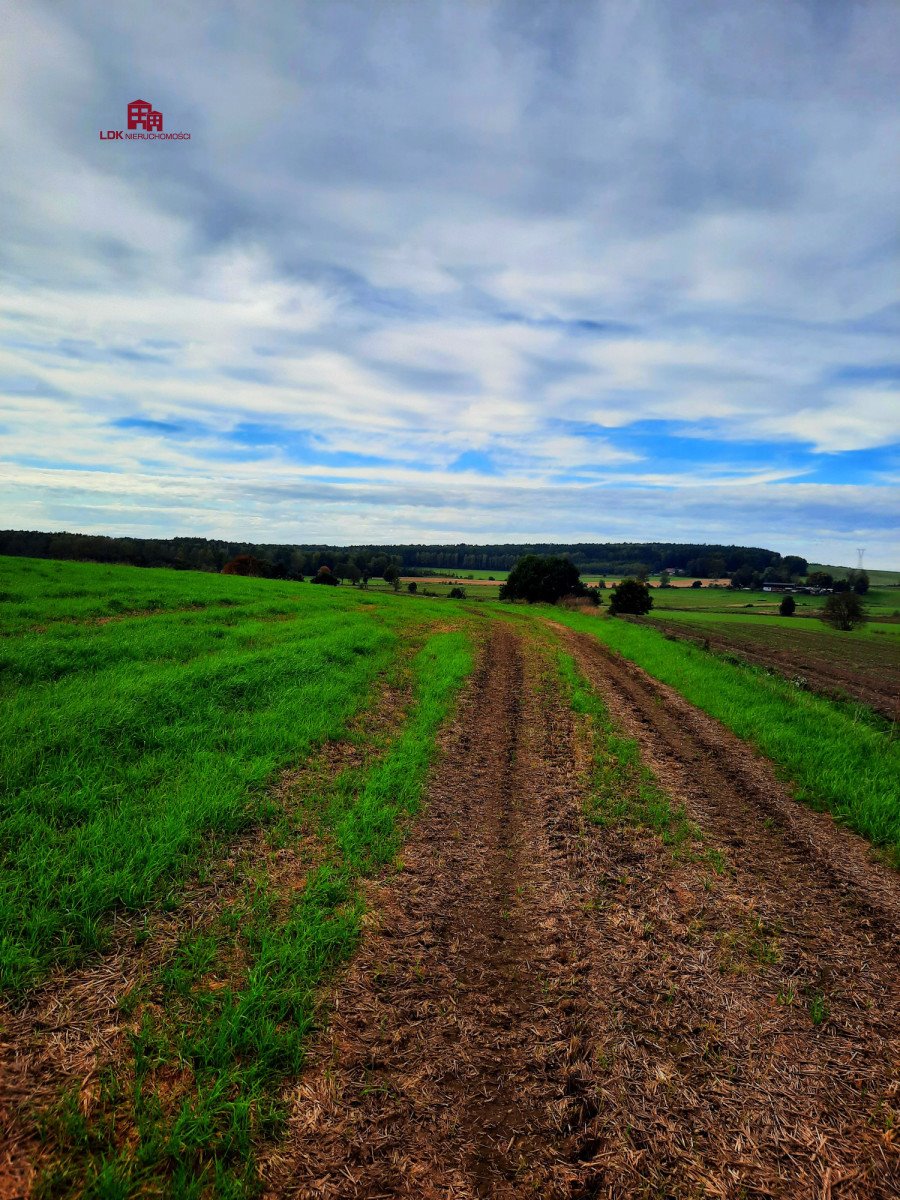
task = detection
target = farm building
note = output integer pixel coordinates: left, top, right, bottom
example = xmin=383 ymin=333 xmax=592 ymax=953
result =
xmin=762 ymin=583 xmax=832 ymax=595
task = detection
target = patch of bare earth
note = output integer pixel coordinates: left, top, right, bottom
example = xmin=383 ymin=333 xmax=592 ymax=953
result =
xmin=0 ymin=668 xmax=412 ymax=1200
xmin=264 ymin=620 xmax=898 ymax=1198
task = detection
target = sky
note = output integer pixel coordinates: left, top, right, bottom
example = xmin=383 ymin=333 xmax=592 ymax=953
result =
xmin=1 ymin=0 xmax=898 ymax=566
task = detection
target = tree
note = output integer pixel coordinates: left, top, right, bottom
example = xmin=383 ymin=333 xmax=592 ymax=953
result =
xmin=848 ymin=570 xmax=870 ymax=595
xmin=691 ymin=579 xmax=703 ymax=589
xmin=782 ymin=555 xmax=809 ymax=578
xmin=821 ymin=592 xmax=867 ymax=631
xmin=221 ymin=554 xmax=271 ymax=577
xmin=311 ymin=565 xmax=338 ymax=586
xmin=779 ymin=595 xmax=796 ymax=616
xmin=499 ymin=555 xmax=587 ymax=604
xmin=658 ymin=571 xmax=672 ymax=588
xmin=608 ymin=579 xmax=653 ymax=616
xmin=407 ymin=581 xmax=417 ymax=593
xmin=383 ymin=564 xmax=400 ymax=588
xmin=345 ymin=563 xmax=361 ymax=586
xmin=806 ymin=571 xmax=833 ymax=589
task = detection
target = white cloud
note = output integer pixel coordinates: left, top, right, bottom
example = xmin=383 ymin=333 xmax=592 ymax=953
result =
xmin=1 ymin=0 xmax=898 ymax=562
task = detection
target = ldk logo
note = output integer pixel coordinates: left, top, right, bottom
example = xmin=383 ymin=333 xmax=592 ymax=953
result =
xmin=100 ymin=99 xmax=190 ymax=141
xmin=127 ymin=99 xmax=163 ymax=131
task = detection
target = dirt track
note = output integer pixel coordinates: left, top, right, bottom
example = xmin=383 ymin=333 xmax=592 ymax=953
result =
xmin=265 ymin=621 xmax=900 ymax=1198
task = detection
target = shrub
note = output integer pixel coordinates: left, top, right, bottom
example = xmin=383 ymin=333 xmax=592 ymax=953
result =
xmin=821 ymin=592 xmax=867 ymax=631
xmin=311 ymin=565 xmax=338 ymax=586
xmin=691 ymin=579 xmax=703 ymax=589
xmin=779 ymin=595 xmax=796 ymax=617
xmin=448 ymin=586 xmax=466 ymax=599
xmin=608 ymin=579 xmax=653 ymax=616
xmin=407 ymin=581 xmax=417 ymax=593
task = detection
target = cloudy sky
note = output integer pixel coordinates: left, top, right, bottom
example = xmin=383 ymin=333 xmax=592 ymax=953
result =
xmin=1 ymin=0 xmax=898 ymax=565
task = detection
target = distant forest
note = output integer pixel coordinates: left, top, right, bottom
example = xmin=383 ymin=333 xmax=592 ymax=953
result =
xmin=0 ymin=530 xmax=807 ymax=581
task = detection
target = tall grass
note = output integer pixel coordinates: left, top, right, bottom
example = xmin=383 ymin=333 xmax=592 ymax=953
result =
xmin=548 ymin=609 xmax=900 ymax=865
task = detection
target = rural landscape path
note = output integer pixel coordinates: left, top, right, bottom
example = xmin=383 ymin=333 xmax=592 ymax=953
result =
xmin=265 ymin=620 xmax=900 ymax=1199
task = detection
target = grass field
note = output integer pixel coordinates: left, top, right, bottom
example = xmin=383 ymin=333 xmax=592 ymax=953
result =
xmin=382 ymin=568 xmax=900 ymax=618
xmin=1 ymin=556 xmax=482 ymax=1193
xmin=809 ymin=562 xmax=900 ymax=588
xmin=0 ymin=557 xmax=477 ymax=992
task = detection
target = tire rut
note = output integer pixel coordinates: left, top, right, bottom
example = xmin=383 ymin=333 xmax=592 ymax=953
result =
xmin=556 ymin=623 xmax=900 ymax=944
xmin=553 ymin=622 xmax=899 ymax=1197
xmin=263 ymin=624 xmax=602 ymax=1198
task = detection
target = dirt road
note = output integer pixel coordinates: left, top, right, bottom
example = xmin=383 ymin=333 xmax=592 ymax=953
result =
xmin=265 ymin=621 xmax=900 ymax=1198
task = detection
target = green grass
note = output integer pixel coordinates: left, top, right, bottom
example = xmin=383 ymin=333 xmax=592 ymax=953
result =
xmin=648 ymin=608 xmax=900 ymax=635
xmin=809 ymin=562 xmax=900 ymax=588
xmin=0 ymin=556 xmax=462 ymax=991
xmin=558 ymin=652 xmax=726 ymax=873
xmin=35 ymin=629 xmax=473 ymax=1199
xmin=365 ymin=577 xmax=503 ymax=599
xmin=649 ymin=583 xmax=900 ymax=619
xmin=546 ymin=609 xmax=900 ymax=865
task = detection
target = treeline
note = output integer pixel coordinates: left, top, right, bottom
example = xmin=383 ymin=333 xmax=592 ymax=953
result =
xmin=0 ymin=530 xmax=805 ymax=581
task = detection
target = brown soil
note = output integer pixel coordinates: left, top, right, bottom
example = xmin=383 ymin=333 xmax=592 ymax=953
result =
xmin=651 ymin=615 xmax=900 ymax=722
xmin=264 ymin=621 xmax=899 ymax=1199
